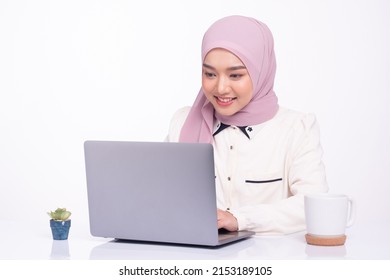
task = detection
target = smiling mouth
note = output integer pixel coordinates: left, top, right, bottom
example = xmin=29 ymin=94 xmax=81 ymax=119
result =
xmin=215 ymin=96 xmax=237 ymax=106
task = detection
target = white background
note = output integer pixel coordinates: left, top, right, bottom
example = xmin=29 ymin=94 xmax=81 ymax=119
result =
xmin=0 ymin=0 xmax=389 ymax=233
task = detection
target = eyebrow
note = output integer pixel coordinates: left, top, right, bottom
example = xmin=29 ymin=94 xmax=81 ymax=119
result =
xmin=202 ymin=63 xmax=246 ymax=71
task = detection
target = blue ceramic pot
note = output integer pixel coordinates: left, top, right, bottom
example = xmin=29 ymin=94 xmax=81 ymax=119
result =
xmin=50 ymin=219 xmax=71 ymax=240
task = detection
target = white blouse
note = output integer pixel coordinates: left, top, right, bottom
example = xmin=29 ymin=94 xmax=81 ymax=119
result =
xmin=166 ymin=106 xmax=328 ymax=235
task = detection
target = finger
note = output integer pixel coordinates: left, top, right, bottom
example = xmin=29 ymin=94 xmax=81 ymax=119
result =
xmin=217 ymin=209 xmax=224 ymax=220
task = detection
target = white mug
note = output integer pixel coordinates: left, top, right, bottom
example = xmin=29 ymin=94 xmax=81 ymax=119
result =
xmin=304 ymin=193 xmax=355 ymax=237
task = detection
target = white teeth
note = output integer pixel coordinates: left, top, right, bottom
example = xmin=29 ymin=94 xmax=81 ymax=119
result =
xmin=217 ymin=97 xmax=235 ymax=102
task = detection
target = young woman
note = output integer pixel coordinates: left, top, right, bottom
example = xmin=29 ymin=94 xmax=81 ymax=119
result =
xmin=166 ymin=15 xmax=328 ymax=235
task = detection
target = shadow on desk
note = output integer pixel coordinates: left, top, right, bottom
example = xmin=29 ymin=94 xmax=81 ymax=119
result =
xmin=305 ymin=244 xmax=347 ymax=259
xmin=50 ymin=240 xmax=71 ymax=260
xmin=89 ymin=237 xmax=256 ymax=260
xmin=88 ymin=233 xmax=348 ymax=260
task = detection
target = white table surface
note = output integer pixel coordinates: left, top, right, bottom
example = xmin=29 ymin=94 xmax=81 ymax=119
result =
xmin=1 ymin=218 xmax=389 ymax=260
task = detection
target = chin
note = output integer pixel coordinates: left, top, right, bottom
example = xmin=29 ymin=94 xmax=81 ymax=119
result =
xmin=211 ymin=102 xmax=239 ymax=116
xmin=215 ymin=109 xmax=237 ymax=117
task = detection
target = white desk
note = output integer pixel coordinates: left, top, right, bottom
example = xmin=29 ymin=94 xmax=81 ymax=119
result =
xmin=1 ymin=218 xmax=389 ymax=260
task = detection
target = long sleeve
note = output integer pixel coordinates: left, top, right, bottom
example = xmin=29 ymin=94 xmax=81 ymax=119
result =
xmin=229 ymin=112 xmax=328 ymax=235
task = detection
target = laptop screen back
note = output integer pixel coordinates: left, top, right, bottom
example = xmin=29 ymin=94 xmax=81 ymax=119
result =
xmin=84 ymin=141 xmax=220 ymax=246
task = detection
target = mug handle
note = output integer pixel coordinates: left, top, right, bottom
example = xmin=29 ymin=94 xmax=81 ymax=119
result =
xmin=346 ymin=197 xmax=356 ymax=227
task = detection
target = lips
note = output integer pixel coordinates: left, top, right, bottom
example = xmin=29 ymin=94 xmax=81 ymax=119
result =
xmin=215 ymin=96 xmax=237 ymax=106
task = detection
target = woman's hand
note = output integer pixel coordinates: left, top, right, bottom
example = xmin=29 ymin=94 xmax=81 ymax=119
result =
xmin=217 ymin=209 xmax=238 ymax=231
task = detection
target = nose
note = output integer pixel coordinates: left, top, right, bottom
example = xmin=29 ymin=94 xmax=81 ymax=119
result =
xmin=216 ymin=76 xmax=231 ymax=95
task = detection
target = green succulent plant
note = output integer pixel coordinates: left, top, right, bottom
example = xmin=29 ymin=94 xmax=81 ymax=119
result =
xmin=48 ymin=208 xmax=72 ymax=221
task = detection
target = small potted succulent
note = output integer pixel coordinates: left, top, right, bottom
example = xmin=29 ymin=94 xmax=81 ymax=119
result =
xmin=48 ymin=208 xmax=72 ymax=240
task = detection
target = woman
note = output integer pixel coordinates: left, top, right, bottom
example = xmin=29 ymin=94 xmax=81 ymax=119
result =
xmin=166 ymin=15 xmax=328 ymax=235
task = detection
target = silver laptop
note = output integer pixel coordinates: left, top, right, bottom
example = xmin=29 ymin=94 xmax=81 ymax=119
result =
xmin=84 ymin=140 xmax=254 ymax=247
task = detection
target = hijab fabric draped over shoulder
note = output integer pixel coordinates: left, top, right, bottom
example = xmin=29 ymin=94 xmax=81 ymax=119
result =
xmin=179 ymin=15 xmax=279 ymax=143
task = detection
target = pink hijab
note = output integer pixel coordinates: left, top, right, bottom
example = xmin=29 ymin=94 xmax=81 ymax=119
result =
xmin=179 ymin=15 xmax=279 ymax=143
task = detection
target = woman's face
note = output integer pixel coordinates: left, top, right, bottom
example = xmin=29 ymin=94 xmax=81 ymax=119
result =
xmin=202 ymin=48 xmax=253 ymax=116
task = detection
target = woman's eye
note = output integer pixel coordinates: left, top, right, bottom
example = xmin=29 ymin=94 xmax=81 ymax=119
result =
xmin=204 ymin=72 xmax=215 ymax=78
xmin=230 ymin=74 xmax=243 ymax=79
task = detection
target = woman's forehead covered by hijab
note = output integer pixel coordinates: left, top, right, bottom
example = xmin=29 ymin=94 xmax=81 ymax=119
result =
xmin=201 ymin=15 xmax=276 ymax=92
